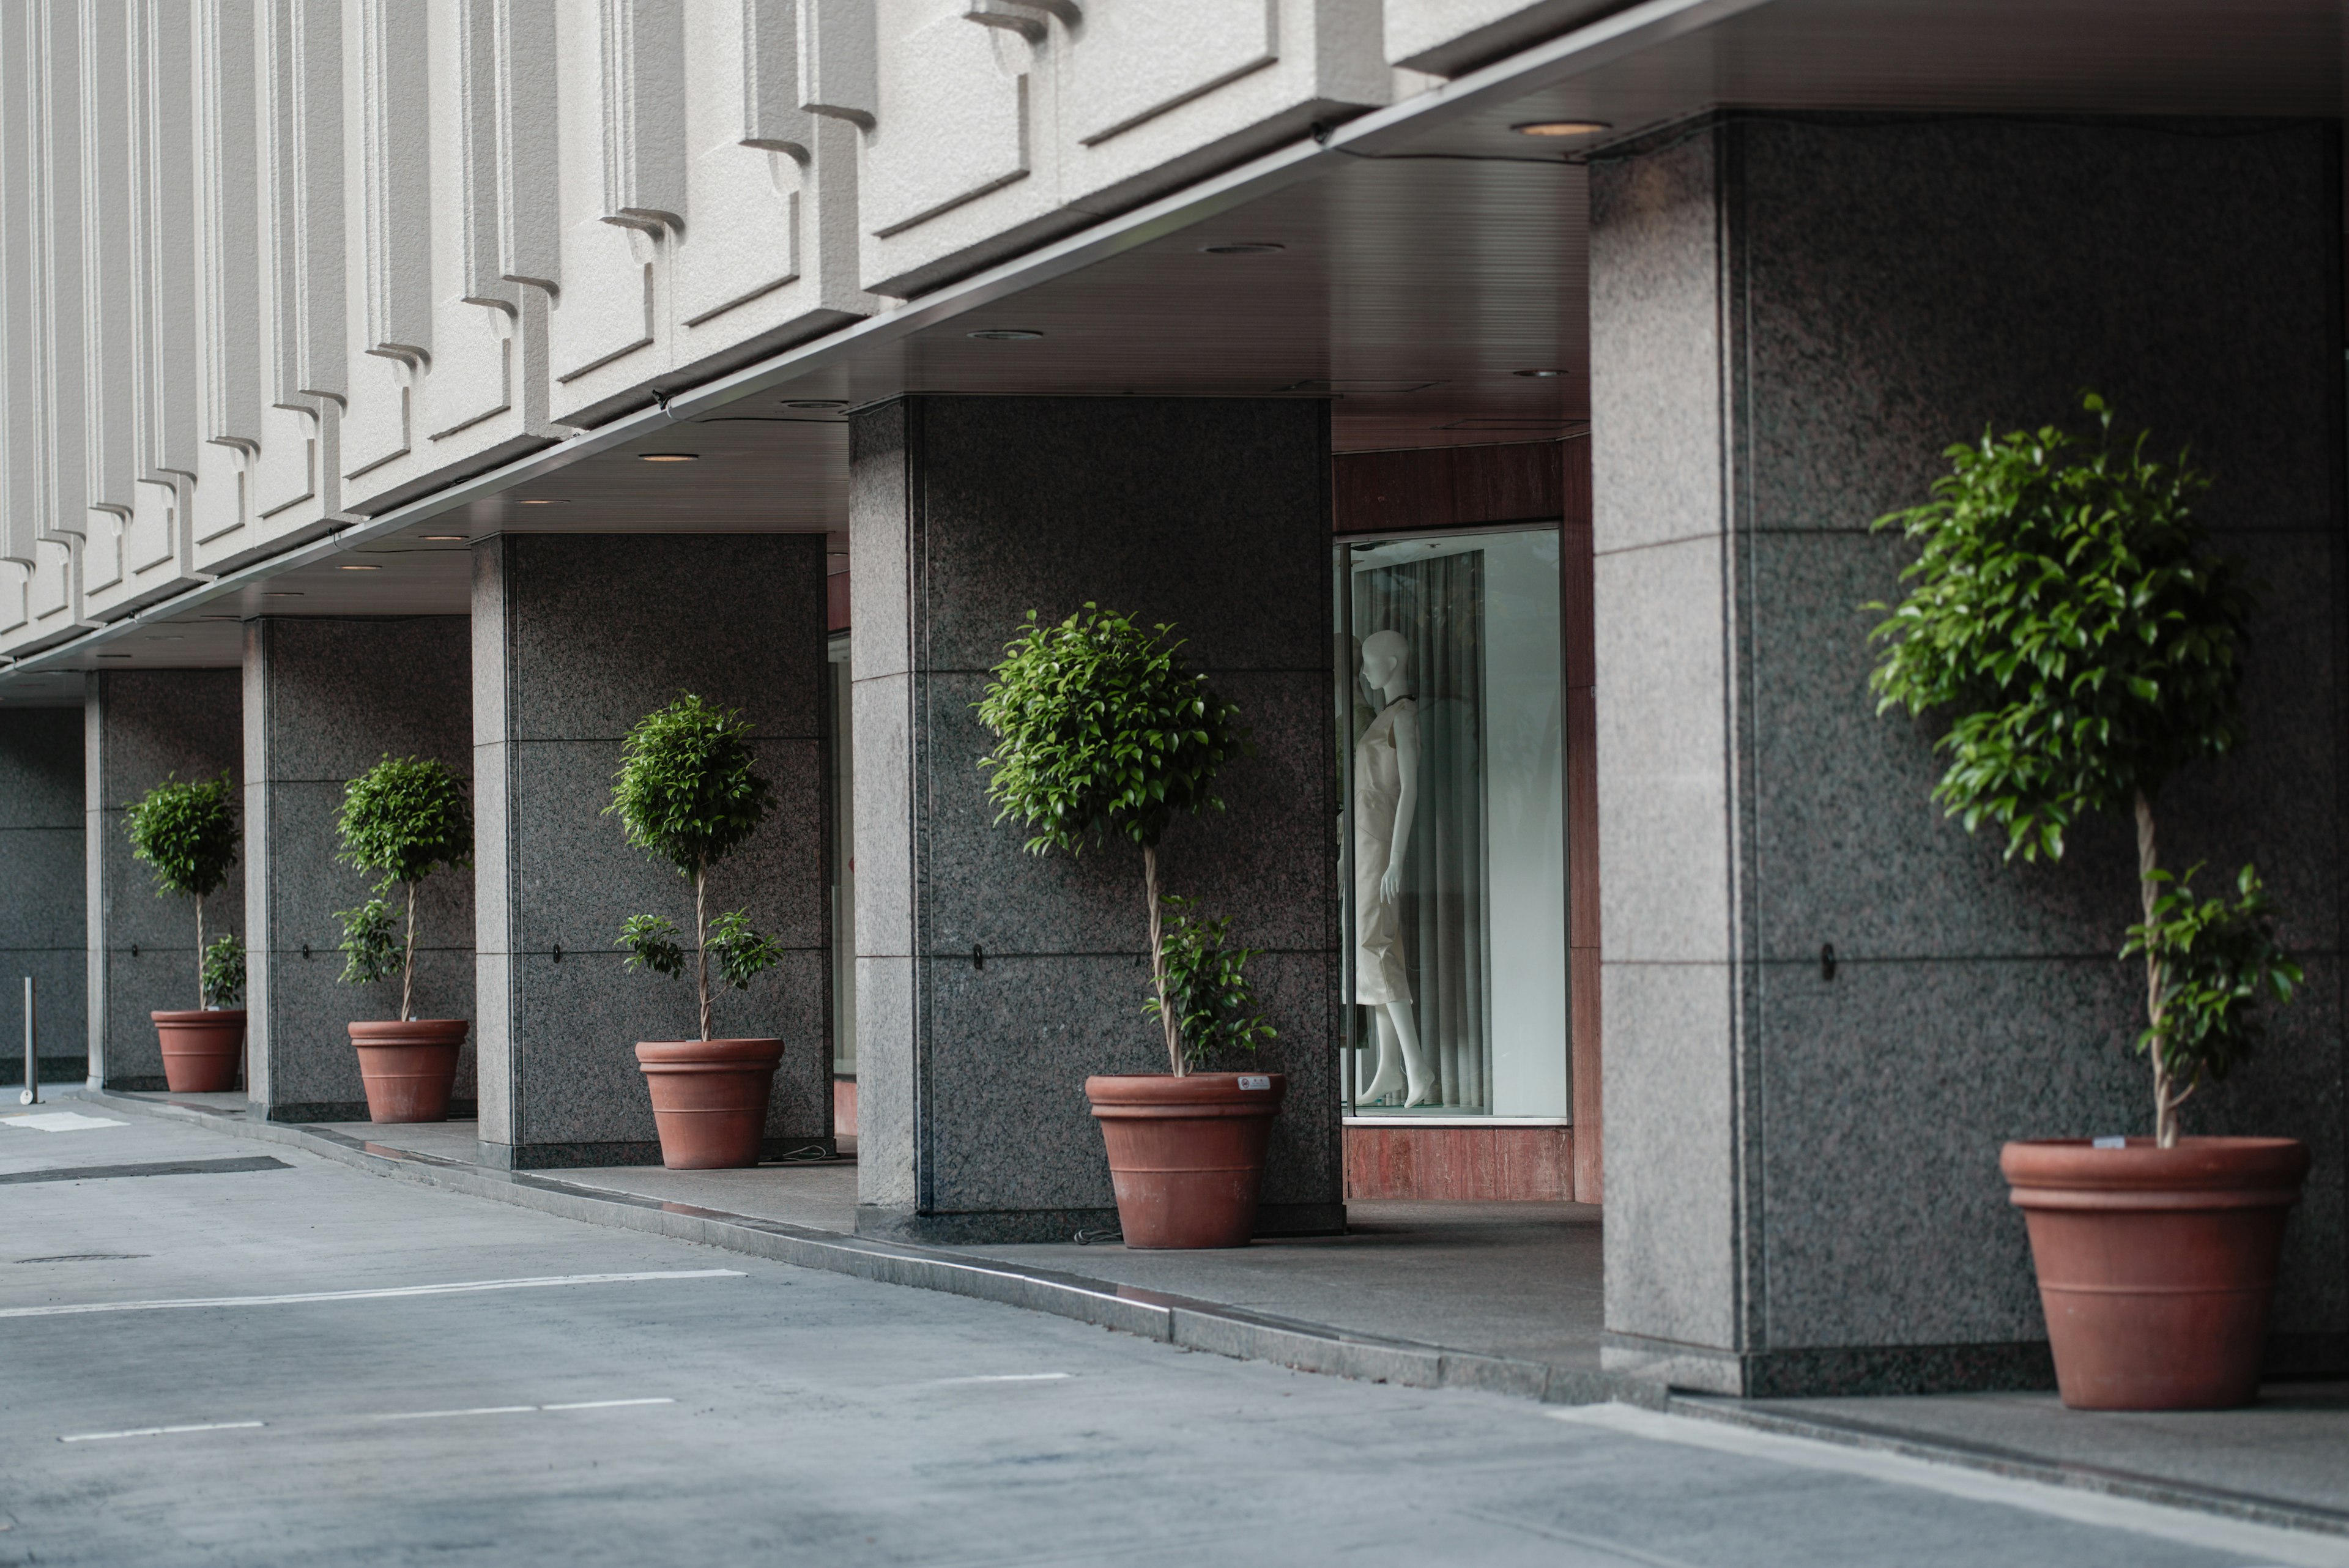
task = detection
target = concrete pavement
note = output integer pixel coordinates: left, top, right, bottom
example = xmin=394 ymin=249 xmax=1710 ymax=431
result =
xmin=1 ymin=1109 xmax=2342 ymax=1568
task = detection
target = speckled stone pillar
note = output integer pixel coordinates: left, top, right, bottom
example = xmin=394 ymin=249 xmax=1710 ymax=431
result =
xmin=84 ymin=670 xmax=245 ymax=1090
xmin=243 ymin=618 xmax=473 ymax=1123
xmin=848 ymin=396 xmax=1343 ymax=1245
xmin=472 ymin=533 xmax=830 ymax=1170
xmin=1590 ymin=114 xmax=2347 ymax=1397
xmin=0 ymin=704 xmax=85 ymax=1086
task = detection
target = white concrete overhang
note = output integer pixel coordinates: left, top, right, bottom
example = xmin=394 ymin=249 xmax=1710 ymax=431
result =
xmin=5 ymin=0 xmax=2341 ymax=693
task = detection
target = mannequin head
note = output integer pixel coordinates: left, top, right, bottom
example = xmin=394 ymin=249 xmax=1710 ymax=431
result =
xmin=1360 ymin=630 xmax=1409 ymax=693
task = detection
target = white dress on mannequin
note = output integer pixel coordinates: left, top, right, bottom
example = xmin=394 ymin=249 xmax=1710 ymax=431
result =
xmin=1352 ymin=698 xmax=1414 ymax=1007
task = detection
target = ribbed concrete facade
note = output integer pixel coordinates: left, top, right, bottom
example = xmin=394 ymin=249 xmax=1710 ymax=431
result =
xmin=0 ymin=0 xmax=1593 ymax=653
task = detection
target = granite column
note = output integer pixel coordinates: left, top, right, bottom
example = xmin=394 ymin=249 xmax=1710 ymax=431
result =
xmin=84 ymin=670 xmax=244 ymax=1090
xmin=847 ymin=396 xmax=1343 ymax=1244
xmin=472 ymin=533 xmax=830 ymax=1169
xmin=243 ymin=617 xmax=473 ymax=1122
xmin=1589 ymin=114 xmax=2348 ymax=1395
xmin=0 ymin=704 xmax=85 ymax=1085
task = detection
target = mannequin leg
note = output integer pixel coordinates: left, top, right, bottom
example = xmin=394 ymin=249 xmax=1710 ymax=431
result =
xmin=1356 ymin=1008 xmax=1403 ymax=1105
xmin=1385 ymin=1001 xmax=1434 ymax=1109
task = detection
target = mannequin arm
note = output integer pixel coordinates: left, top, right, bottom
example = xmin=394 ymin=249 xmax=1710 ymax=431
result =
xmin=1379 ymin=704 xmax=1419 ymax=903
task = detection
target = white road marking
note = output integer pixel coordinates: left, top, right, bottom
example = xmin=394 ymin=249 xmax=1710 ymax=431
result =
xmin=0 ymin=1268 xmax=746 ymax=1319
xmin=931 ymin=1372 xmax=1074 ymax=1386
xmin=1550 ymin=1404 xmax=2349 ymax=1568
xmin=60 ymin=1421 xmax=264 ymax=1443
xmin=1 ymin=1112 xmax=127 ymax=1132
xmin=374 ymin=1398 xmax=677 ymax=1421
xmin=540 ymin=1398 xmax=676 ymax=1411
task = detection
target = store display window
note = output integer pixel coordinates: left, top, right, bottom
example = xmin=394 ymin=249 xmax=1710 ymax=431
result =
xmin=1337 ymin=526 xmax=1568 ymax=1120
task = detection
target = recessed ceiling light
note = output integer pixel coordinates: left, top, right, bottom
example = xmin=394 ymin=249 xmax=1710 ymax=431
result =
xmin=1513 ymin=369 xmax=1567 ymax=378
xmin=639 ymin=453 xmax=700 ymax=463
xmin=516 ymin=497 xmax=569 ymax=505
xmin=264 ymin=591 xmax=303 ymax=597
xmin=97 ymin=653 xmax=131 ymax=659
xmin=1512 ymin=120 xmax=1611 ymax=138
xmin=781 ymin=398 xmax=848 ymax=409
xmin=1202 ymin=242 xmax=1284 ymax=255
xmin=338 ymin=563 xmax=382 ymax=571
xmin=199 ymin=614 xmax=240 ymax=621
xmin=967 ymin=328 xmax=1043 ymax=341
xmin=421 ymin=534 xmax=467 ymax=541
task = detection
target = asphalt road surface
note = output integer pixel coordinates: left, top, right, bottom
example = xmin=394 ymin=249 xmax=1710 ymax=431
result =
xmin=1 ymin=1109 xmax=2339 ymax=1568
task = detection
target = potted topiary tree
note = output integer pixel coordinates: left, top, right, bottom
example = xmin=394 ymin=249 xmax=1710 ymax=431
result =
xmin=977 ymin=606 xmax=1282 ymax=1249
xmin=1869 ymin=394 xmax=2307 ymax=1410
xmin=124 ymin=773 xmax=246 ymax=1092
xmin=333 ymin=756 xmax=473 ymax=1123
xmin=609 ymin=694 xmax=787 ymax=1170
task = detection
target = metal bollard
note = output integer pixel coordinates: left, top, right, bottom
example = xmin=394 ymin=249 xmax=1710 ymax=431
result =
xmin=20 ymin=975 xmax=35 ymax=1105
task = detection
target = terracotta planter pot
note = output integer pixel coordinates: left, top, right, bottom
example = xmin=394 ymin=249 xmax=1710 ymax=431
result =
xmin=2002 ymin=1136 xmax=2310 ymax=1411
xmin=1085 ymin=1072 xmax=1287 ymax=1249
xmin=151 ymin=1009 xmax=247 ymax=1093
xmin=348 ymin=1020 xmax=470 ymax=1123
xmin=635 ymin=1038 xmax=784 ymax=1169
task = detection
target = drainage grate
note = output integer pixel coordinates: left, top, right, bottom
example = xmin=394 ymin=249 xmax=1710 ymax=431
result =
xmin=0 ymin=1156 xmax=291 ymax=1186
xmin=13 ymin=1253 xmax=152 ymax=1263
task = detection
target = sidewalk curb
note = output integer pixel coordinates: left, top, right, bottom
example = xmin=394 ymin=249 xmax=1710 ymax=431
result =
xmin=64 ymin=1088 xmax=1663 ymax=1412
xmin=1670 ymin=1397 xmax=2349 ymax=1540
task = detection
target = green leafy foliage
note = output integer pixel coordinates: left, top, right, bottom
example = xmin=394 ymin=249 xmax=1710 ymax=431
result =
xmin=618 ymin=914 xmax=687 ymax=979
xmin=124 ymin=773 xmax=239 ymax=899
xmin=333 ymin=757 xmax=470 ymax=1020
xmin=201 ymin=933 xmax=247 ymax=1009
xmin=606 ymin=694 xmax=774 ymax=880
xmin=975 ymin=606 xmax=1247 ymax=855
xmin=707 ymin=910 xmax=784 ymax=991
xmin=607 ymin=696 xmax=781 ymax=1039
xmin=125 ymin=773 xmax=242 ymax=1008
xmin=1867 ymin=395 xmax=2251 ymax=863
xmin=1868 ymin=395 xmax=2300 ymax=1145
xmin=2121 ymin=863 xmax=2301 ymax=1108
xmin=338 ymin=756 xmax=472 ymax=890
xmin=1143 ymin=897 xmax=1276 ymax=1071
xmin=336 ymin=897 xmax=401 ymax=987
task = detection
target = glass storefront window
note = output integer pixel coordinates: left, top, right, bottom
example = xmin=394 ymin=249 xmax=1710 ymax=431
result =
xmin=1337 ymin=526 xmax=1568 ymax=1120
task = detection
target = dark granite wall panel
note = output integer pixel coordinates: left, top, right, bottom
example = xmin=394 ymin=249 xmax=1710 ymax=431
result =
xmin=0 ymin=707 xmax=86 ymax=1083
xmin=848 ymin=396 xmax=1342 ymax=1243
xmin=473 ymin=533 xmax=830 ymax=1169
xmin=84 ymin=671 xmax=244 ymax=1090
xmin=1591 ymin=115 xmax=2347 ymax=1395
xmin=243 ymin=618 xmax=473 ymax=1121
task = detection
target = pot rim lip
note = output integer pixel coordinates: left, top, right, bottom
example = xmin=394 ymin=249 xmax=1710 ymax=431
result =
xmin=1084 ymin=1071 xmax=1288 ymax=1083
xmin=152 ymin=1008 xmax=248 ymax=1023
xmin=1083 ymin=1071 xmax=1290 ymax=1106
xmin=634 ymin=1037 xmax=785 ymax=1063
xmin=2000 ymin=1134 xmax=2311 ymax=1187
xmin=346 ymin=1018 xmax=471 ymax=1033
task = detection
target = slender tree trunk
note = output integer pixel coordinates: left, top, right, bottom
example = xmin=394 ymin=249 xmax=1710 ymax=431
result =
xmin=694 ymin=862 xmax=711 ymax=1042
xmin=195 ymin=892 xmax=207 ymax=1009
xmin=2136 ymin=790 xmax=2178 ymax=1148
xmin=400 ymin=882 xmax=418 ymax=1024
xmin=1143 ymin=844 xmax=1179 ymax=1076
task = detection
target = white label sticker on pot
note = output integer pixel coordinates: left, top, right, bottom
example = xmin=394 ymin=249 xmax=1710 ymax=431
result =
xmin=1238 ymin=1076 xmax=1271 ymax=1092
xmin=2091 ymin=1135 xmax=2126 ymax=1150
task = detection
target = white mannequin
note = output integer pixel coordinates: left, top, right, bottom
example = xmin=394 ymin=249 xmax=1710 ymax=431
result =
xmin=1353 ymin=630 xmax=1433 ymax=1108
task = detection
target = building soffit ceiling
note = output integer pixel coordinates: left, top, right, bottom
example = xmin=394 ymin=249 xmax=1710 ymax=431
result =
xmin=5 ymin=0 xmax=2344 ymax=693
